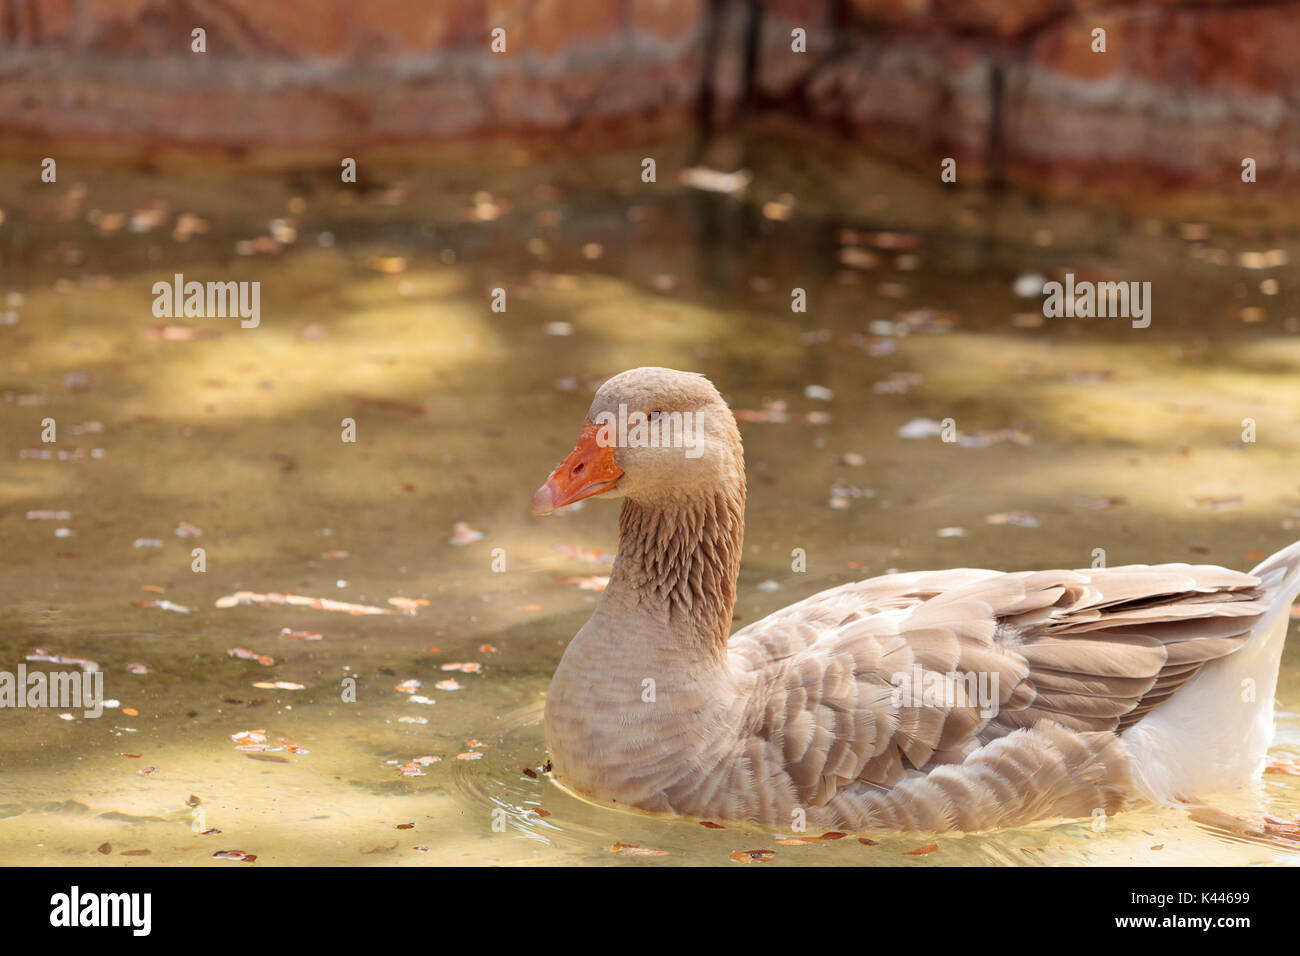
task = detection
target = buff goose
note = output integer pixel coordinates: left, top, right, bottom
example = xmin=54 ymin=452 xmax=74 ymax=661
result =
xmin=532 ymin=367 xmax=1300 ymax=832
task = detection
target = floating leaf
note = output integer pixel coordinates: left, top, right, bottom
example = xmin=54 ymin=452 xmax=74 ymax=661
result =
xmin=212 ymin=850 xmax=257 ymax=862
xmin=229 ymin=647 xmax=275 ymax=666
xmin=450 ymin=522 xmax=484 ymax=546
xmin=606 ymin=841 xmax=668 ymax=857
xmin=215 ymin=590 xmax=399 ymax=616
xmin=441 ymin=662 xmax=481 ymax=673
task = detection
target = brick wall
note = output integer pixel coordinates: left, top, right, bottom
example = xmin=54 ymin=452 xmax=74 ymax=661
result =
xmin=1 ymin=0 xmax=1296 ymax=195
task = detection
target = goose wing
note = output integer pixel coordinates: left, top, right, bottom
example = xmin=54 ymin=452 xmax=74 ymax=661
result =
xmin=729 ymin=565 xmax=1267 ymax=817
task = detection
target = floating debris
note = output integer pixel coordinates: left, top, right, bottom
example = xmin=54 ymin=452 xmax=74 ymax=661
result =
xmin=762 ymin=199 xmax=793 ymax=221
xmin=606 ymin=842 xmax=668 ymax=857
xmin=387 ymin=596 xmax=429 ymax=612
xmin=892 ymin=308 xmax=957 ymax=333
xmin=215 ymin=591 xmax=400 ymax=616
xmin=679 ymin=166 xmax=751 ymax=196
xmin=1193 ymin=496 xmax=1243 ymax=512
xmin=147 ymin=323 xmax=220 ymax=341
xmin=958 ymin=428 xmax=1032 ymax=448
xmin=838 ymin=247 xmax=879 ymax=269
xmin=828 ymin=484 xmax=875 ymax=510
xmin=229 ymin=647 xmax=275 ymax=666
xmin=778 ymin=831 xmax=847 ymax=845
xmin=1239 ymin=249 xmax=1288 ymax=269
xmin=873 ymin=372 xmax=924 ymax=395
xmin=986 ymin=512 xmax=1040 ymax=528
xmin=897 ymin=418 xmax=945 ymax=440
xmin=553 ymin=543 xmax=615 ymax=566
xmin=440 ymin=662 xmax=481 ymax=674
xmin=172 ymin=212 xmax=208 ymax=241
xmin=398 ymin=764 xmax=426 ymax=777
xmin=19 ymin=447 xmax=105 ymax=461
xmin=555 ymin=575 xmax=609 ymax=591
xmin=898 ymin=418 xmax=1033 ymax=446
xmin=132 ymin=599 xmax=191 ymax=614
xmin=734 ymin=400 xmax=790 ymax=425
xmin=1075 ymin=495 xmax=1126 ymax=510
xmin=232 ymin=730 xmax=267 ymax=749
xmin=843 ymin=333 xmax=899 ymax=357
xmin=804 ymin=385 xmax=834 ymax=401
xmin=450 ymin=522 xmax=484 ymax=546
xmin=62 ymin=370 xmax=92 ymax=391
xmin=6 ymin=392 xmax=49 ymax=406
xmin=1013 ymin=274 xmax=1046 ymax=297
xmin=27 ymin=649 xmax=97 ymax=671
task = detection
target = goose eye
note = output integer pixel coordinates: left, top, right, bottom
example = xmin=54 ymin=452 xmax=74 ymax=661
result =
xmin=648 ymin=409 xmax=662 ymax=422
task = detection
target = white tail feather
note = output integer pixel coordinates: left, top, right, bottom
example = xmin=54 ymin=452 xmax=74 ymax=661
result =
xmin=1121 ymin=541 xmax=1300 ymax=804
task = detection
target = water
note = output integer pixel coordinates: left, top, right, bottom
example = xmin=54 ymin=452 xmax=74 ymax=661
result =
xmin=2 ymin=121 xmax=1298 ymax=865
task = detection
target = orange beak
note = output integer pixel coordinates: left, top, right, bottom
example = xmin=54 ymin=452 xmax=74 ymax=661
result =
xmin=532 ymin=420 xmax=624 ymax=516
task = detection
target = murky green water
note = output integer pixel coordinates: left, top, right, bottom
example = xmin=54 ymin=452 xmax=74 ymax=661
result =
xmin=2 ymin=122 xmax=1299 ymax=865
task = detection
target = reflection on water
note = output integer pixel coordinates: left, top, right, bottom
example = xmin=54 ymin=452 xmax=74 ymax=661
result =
xmin=1 ymin=123 xmax=1299 ymax=865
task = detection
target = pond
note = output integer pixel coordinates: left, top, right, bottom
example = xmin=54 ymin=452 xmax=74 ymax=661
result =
xmin=1 ymin=121 xmax=1298 ymax=865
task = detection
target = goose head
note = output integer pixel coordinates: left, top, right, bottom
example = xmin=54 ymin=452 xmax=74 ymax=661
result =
xmin=531 ymin=367 xmax=744 ymax=515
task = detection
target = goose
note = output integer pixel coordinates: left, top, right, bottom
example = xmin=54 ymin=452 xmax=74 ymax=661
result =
xmin=531 ymin=366 xmax=1300 ymax=833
